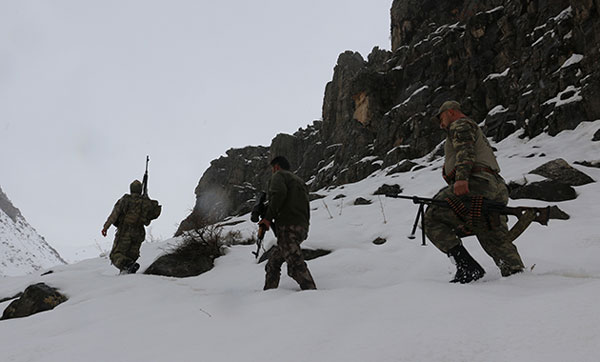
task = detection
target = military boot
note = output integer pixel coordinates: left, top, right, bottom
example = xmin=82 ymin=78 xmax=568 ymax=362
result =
xmin=120 ymin=262 xmax=140 ymax=275
xmin=447 ymin=245 xmax=485 ymax=284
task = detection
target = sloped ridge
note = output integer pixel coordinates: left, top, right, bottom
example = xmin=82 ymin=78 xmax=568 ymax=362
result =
xmin=0 ymin=186 xmax=21 ymax=223
xmin=0 ymin=186 xmax=66 ymax=276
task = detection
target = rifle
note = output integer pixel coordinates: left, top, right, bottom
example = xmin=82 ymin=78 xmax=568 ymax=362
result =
xmin=250 ymin=191 xmax=275 ymax=259
xmin=386 ymin=194 xmax=553 ymax=245
xmin=142 ymin=155 xmax=149 ymax=197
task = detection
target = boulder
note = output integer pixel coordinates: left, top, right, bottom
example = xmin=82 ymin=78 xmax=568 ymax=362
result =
xmin=509 ymin=180 xmax=577 ymax=201
xmin=530 ymin=158 xmax=595 ymax=186
xmin=1 ymin=283 xmax=67 ymax=320
xmin=145 ymin=229 xmax=224 ymax=278
xmin=374 ymin=184 xmax=403 ymax=196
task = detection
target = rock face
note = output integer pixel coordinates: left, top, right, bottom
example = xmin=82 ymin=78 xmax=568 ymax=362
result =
xmin=1 ymin=283 xmax=67 ymax=320
xmin=0 ymin=186 xmax=66 ymax=276
xmin=179 ymin=0 xmax=600 ymax=232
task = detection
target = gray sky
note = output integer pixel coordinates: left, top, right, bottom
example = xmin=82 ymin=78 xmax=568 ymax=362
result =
xmin=0 ymin=0 xmax=392 ymax=261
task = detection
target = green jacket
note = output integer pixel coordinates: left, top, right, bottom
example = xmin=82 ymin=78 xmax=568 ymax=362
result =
xmin=444 ymin=117 xmax=501 ymax=183
xmin=264 ymin=169 xmax=310 ymax=229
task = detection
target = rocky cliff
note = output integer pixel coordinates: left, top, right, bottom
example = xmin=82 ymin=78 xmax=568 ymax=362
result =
xmin=178 ymin=0 xmax=600 ymax=234
xmin=0 ymin=186 xmax=66 ymax=276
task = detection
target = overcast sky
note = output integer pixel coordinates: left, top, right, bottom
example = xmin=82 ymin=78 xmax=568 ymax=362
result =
xmin=0 ymin=0 xmax=392 ymax=261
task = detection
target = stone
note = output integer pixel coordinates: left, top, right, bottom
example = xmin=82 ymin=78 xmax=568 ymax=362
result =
xmin=509 ymin=180 xmax=578 ymax=202
xmin=530 ymin=158 xmax=595 ymax=186
xmin=372 ymin=237 xmax=387 ymax=245
xmin=1 ymin=283 xmax=67 ymax=320
xmin=354 ymin=197 xmax=372 ymax=205
xmin=374 ymin=184 xmax=403 ymax=196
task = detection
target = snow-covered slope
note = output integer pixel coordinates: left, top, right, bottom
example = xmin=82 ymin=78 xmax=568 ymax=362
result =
xmin=1 ymin=122 xmax=599 ymax=362
xmin=0 ymin=187 xmax=65 ymax=276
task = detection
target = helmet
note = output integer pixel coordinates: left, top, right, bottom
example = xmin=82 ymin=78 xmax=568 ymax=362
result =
xmin=130 ymin=180 xmax=143 ymax=195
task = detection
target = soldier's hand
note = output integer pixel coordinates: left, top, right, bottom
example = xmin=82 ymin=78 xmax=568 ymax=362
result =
xmin=454 ymin=180 xmax=469 ymax=196
xmin=258 ymin=218 xmax=271 ymax=231
xmin=101 ymin=228 xmax=108 ymax=237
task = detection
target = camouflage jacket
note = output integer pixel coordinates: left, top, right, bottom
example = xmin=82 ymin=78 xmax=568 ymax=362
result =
xmin=443 ymin=117 xmax=501 ymax=183
xmin=103 ymin=194 xmax=147 ymax=230
xmin=264 ymin=169 xmax=310 ymax=229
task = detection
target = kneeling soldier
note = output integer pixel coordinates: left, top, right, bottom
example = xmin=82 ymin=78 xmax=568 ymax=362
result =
xmin=425 ymin=101 xmax=524 ymax=283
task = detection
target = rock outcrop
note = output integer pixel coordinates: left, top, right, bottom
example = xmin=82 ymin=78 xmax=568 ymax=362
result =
xmin=179 ymin=0 xmax=600 ymax=232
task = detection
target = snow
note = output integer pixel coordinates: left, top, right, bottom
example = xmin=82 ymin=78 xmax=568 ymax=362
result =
xmin=390 ymin=86 xmax=429 ymax=112
xmin=1 ymin=121 xmax=600 ymax=361
xmin=543 ymin=85 xmax=583 ymax=107
xmin=553 ymin=6 xmax=573 ymax=22
xmin=485 ymin=6 xmax=504 ymax=14
xmin=319 ymin=160 xmax=335 ymax=173
xmin=488 ymin=105 xmax=509 ymax=116
xmin=484 ymin=68 xmax=510 ymax=82
xmin=561 ymin=53 xmax=584 ymax=69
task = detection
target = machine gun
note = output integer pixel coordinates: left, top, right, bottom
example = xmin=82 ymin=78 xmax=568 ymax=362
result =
xmin=386 ymin=194 xmax=554 ymax=245
xmin=250 ymin=191 xmax=275 ymax=259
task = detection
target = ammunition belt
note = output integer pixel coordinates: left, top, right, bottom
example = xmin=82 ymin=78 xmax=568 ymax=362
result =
xmin=444 ymin=195 xmax=486 ymax=231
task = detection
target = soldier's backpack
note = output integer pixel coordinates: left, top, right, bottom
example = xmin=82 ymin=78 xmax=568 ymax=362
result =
xmin=143 ymin=198 xmax=162 ymax=225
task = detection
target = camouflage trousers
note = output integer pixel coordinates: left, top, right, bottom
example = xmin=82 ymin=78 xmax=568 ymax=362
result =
xmin=109 ymin=225 xmax=145 ymax=271
xmin=264 ymin=225 xmax=316 ymax=290
xmin=424 ymin=176 xmax=524 ymax=276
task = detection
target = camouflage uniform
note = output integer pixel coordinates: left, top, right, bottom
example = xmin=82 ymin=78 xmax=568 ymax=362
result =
xmin=263 ymin=169 xmax=316 ymax=290
xmin=103 ymin=181 xmax=147 ymax=272
xmin=424 ymin=117 xmax=524 ymax=276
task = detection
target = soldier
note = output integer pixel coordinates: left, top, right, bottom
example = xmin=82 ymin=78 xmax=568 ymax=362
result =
xmin=424 ymin=100 xmax=524 ymax=283
xmin=101 ymin=180 xmax=152 ymax=274
xmin=258 ymin=156 xmax=317 ymax=290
